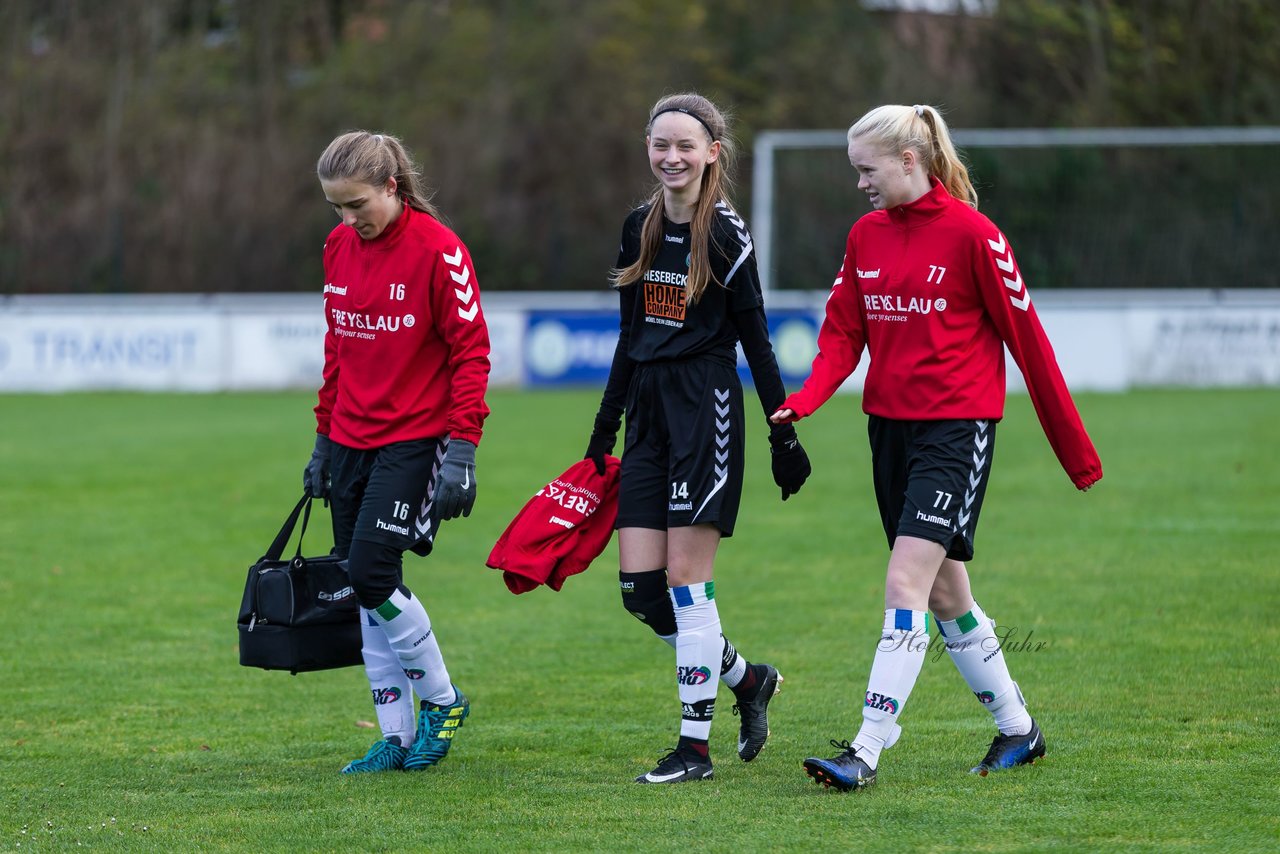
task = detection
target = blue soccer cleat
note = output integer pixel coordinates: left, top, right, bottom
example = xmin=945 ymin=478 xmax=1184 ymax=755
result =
xmin=340 ymin=736 xmax=409 ymax=774
xmin=971 ymin=718 xmax=1046 ymax=776
xmin=403 ymin=685 xmax=470 ymax=770
xmin=803 ymin=740 xmax=876 ymax=792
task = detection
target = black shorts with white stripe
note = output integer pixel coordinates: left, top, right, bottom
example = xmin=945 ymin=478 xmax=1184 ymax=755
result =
xmin=867 ymin=416 xmax=996 ymax=561
xmin=329 ymin=437 xmax=445 ymax=557
xmin=617 ymin=358 xmax=745 ymax=536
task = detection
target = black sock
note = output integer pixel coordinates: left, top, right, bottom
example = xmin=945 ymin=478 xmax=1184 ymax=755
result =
xmin=677 ymin=736 xmax=709 ymax=759
xmin=733 ymin=663 xmax=762 ymax=700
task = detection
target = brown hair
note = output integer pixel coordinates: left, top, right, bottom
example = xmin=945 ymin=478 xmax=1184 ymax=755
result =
xmin=611 ymin=93 xmax=736 ymax=304
xmin=316 ymin=130 xmax=442 ymax=219
xmin=847 ymin=104 xmax=978 ymax=208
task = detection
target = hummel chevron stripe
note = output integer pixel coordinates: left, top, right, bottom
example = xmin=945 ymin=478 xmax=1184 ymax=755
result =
xmin=443 ymin=246 xmax=478 ymax=321
xmin=987 ymin=232 xmax=1030 ymax=312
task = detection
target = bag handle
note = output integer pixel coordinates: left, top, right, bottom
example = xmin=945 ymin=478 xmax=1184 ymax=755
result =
xmin=260 ymin=493 xmax=314 ymax=562
xmin=295 ymin=498 xmax=317 ymax=560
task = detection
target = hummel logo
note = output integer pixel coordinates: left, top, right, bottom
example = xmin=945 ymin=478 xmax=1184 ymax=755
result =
xmin=716 ymin=201 xmax=747 ymax=233
xmin=443 ymin=246 xmax=479 ymax=321
xmin=987 ymin=231 xmax=1030 ymax=311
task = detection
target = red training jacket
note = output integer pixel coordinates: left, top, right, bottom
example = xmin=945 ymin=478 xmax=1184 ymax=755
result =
xmin=783 ymin=179 xmax=1101 ymax=490
xmin=487 ymin=457 xmax=621 ymax=594
xmin=315 ymin=205 xmax=491 ymax=449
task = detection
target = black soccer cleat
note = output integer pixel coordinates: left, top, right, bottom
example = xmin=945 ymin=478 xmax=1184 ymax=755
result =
xmin=803 ymin=740 xmax=876 ymax=792
xmin=970 ymin=718 xmax=1046 ymax=776
xmin=635 ymin=746 xmax=714 ymax=784
xmin=732 ymin=664 xmax=783 ymax=762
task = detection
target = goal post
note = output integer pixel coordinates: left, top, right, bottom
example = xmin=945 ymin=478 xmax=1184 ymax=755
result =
xmin=751 ymin=126 xmax=1280 ymax=295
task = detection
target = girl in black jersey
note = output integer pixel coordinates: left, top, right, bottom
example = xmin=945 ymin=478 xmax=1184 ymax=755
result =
xmin=584 ymin=93 xmax=811 ymax=784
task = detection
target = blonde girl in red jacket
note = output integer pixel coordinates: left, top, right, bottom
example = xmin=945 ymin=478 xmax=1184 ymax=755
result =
xmin=773 ymin=104 xmax=1102 ymax=791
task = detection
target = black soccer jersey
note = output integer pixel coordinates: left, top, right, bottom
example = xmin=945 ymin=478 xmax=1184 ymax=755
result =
xmin=615 ymin=202 xmax=762 ymax=366
xmin=595 ymin=201 xmax=792 ymax=438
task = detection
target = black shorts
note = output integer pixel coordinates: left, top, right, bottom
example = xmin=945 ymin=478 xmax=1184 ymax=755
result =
xmin=328 ymin=437 xmax=445 ymax=557
xmin=867 ymin=416 xmax=996 ymax=561
xmin=617 ymin=358 xmax=745 ymax=536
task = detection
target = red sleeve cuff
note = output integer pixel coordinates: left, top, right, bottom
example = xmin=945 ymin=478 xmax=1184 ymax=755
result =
xmin=450 ymin=429 xmax=483 ymax=447
xmin=1072 ymin=466 xmax=1103 ymax=491
xmin=780 ymin=392 xmax=811 ymax=421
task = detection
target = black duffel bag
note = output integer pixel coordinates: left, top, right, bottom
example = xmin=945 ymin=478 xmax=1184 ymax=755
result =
xmin=237 ymin=494 xmax=363 ymax=674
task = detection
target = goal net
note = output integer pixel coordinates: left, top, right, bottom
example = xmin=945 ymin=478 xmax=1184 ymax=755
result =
xmin=751 ymin=127 xmax=1280 ymax=293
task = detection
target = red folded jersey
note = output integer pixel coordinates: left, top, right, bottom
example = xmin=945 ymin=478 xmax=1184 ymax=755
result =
xmin=486 ymin=456 xmax=621 ymax=594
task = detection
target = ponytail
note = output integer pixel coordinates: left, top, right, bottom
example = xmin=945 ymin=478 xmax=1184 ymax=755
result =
xmin=317 ymin=130 xmax=443 ymax=219
xmin=848 ymin=104 xmax=978 ymax=209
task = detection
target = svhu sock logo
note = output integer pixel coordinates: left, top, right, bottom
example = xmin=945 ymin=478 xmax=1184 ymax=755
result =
xmin=372 ymin=687 xmax=403 ymax=705
xmin=974 ymin=690 xmax=996 ymax=704
xmin=677 ymin=665 xmax=712 ymax=685
xmin=864 ymin=691 xmax=900 ymax=714
xmin=402 ymin=668 xmax=426 ymax=681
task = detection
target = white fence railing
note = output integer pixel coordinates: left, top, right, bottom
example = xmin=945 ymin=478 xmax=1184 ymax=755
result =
xmin=2 ymin=289 xmax=1279 ymax=392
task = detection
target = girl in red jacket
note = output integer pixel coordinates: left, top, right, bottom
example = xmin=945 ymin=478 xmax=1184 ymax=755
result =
xmin=304 ymin=130 xmax=491 ymax=774
xmin=586 ymin=93 xmax=812 ymax=784
xmin=772 ymin=104 xmax=1102 ymax=791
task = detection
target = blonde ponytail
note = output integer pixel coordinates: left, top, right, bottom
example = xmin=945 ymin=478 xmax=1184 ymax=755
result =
xmin=848 ymin=104 xmax=978 ymax=209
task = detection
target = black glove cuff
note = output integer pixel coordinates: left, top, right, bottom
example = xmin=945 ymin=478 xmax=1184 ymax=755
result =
xmin=768 ymin=423 xmax=798 ymax=451
xmin=593 ymin=413 xmax=622 ymax=437
xmin=445 ymin=438 xmax=477 ymax=466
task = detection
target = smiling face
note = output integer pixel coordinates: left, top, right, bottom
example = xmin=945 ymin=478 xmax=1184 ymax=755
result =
xmin=320 ymin=176 xmax=402 ymax=239
xmin=647 ymin=111 xmax=720 ymax=205
xmin=848 ymin=136 xmax=925 ymax=211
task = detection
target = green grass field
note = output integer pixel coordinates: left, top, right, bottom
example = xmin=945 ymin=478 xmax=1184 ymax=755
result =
xmin=1 ymin=389 xmax=1276 ymax=852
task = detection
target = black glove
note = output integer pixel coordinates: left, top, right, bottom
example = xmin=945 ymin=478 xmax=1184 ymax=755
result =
xmin=585 ymin=416 xmax=619 ymax=476
xmin=434 ymin=439 xmax=477 ymax=520
xmin=303 ymin=434 xmax=333 ymax=501
xmin=769 ymin=426 xmax=811 ymax=501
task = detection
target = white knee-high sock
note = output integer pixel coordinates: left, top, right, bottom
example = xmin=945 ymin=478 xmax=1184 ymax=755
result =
xmin=936 ymin=601 xmax=1033 ymax=736
xmin=368 ymin=587 xmax=454 ymax=707
xmin=359 ymin=607 xmax=414 ymax=745
xmin=851 ymin=609 xmax=928 ymax=768
xmin=654 ymin=633 xmax=747 ymax=688
xmin=719 ymin=635 xmax=749 ymax=687
xmin=670 ymin=582 xmax=722 ymax=742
